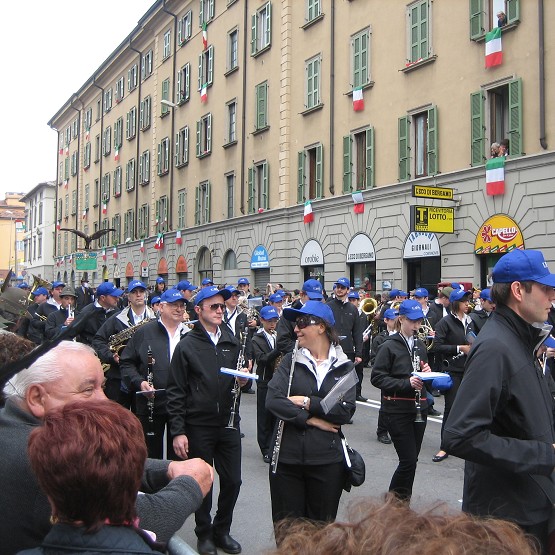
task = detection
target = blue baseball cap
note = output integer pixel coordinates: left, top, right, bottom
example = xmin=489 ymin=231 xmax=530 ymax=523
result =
xmin=97 ymin=282 xmax=123 ymax=297
xmin=480 ymin=288 xmax=493 ymax=302
xmin=432 ymin=374 xmax=453 ymax=392
xmin=301 ymin=279 xmax=324 ymax=300
xmin=150 ymin=296 xmax=161 ymax=305
xmin=275 ymin=289 xmax=287 ymax=298
xmin=383 ymin=308 xmax=399 ymax=320
xmin=451 ymin=282 xmax=462 ymax=290
xmin=493 ymin=249 xmax=555 ymax=287
xmin=238 ymin=277 xmax=250 ymax=285
xmin=389 ymin=289 xmax=400 ymax=298
xmin=450 ymin=289 xmax=471 ymax=302
xmin=52 ymin=281 xmax=65 ymax=289
xmin=283 ymin=300 xmax=335 ymax=326
xmin=260 ymin=306 xmax=280 ymax=320
xmin=201 ymin=278 xmax=214 ymax=286
xmin=334 ymin=277 xmax=350 ymax=288
xmin=194 ymin=285 xmax=231 ymax=306
xmin=156 ymin=277 xmax=165 ymax=284
xmin=269 ymin=293 xmax=284 ymax=303
xmin=160 ymin=289 xmax=185 ymax=304
xmin=128 ymin=280 xmax=147 ymax=293
xmin=32 ymin=287 xmax=49 ymax=297
xmin=398 ymin=299 xmax=425 ymax=320
xmin=17 ymin=282 xmax=29 ymax=289
xmin=398 ymin=290 xmax=409 ymax=298
xmin=176 ymin=280 xmax=196 ymax=292
xmin=348 ymin=290 xmax=360 ymax=299
xmin=225 ymin=285 xmax=241 ymax=295
xmin=413 ymin=288 xmax=429 ymax=298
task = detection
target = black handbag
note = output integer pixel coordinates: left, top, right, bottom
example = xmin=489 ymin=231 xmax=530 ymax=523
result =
xmin=340 ymin=431 xmax=366 ymax=492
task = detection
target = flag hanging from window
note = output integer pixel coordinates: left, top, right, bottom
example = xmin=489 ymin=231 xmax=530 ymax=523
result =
xmin=102 ymin=202 xmax=107 ymax=215
xmin=82 ymin=210 xmax=87 ymax=219
xmin=200 ymin=83 xmax=208 ymax=103
xmin=56 ymin=221 xmax=61 ymax=231
xmin=112 ymin=247 xmax=118 ymax=259
xmin=114 ymin=148 xmax=120 ymax=162
xmin=65 ymin=145 xmax=69 ymax=156
xmin=485 ymin=27 xmax=502 ymax=68
xmin=85 ymin=128 xmax=90 ymax=142
xmin=485 ymin=156 xmax=505 ymax=195
xmin=59 ymin=146 xmax=64 ymax=155
xmin=154 ymin=233 xmax=164 ymax=250
xmin=63 ymin=179 xmax=68 ymax=189
xmin=176 ymin=230 xmax=183 ymax=245
xmin=353 ymin=87 xmax=364 ymax=112
xmin=352 ymin=192 xmax=365 ymax=213
xmin=102 ymin=248 xmax=107 ymax=261
xmin=304 ymin=201 xmax=314 ymax=224
xmin=202 ymin=22 xmax=208 ymax=50
xmin=140 ymin=240 xmax=145 ymax=253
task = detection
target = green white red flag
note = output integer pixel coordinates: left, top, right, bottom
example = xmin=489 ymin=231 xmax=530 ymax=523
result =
xmin=485 ymin=156 xmax=505 ymax=195
xmin=352 ymin=192 xmax=364 ymax=213
xmin=202 ymin=22 xmax=208 ymax=50
xmin=154 ymin=233 xmax=164 ymax=250
xmin=485 ymin=27 xmax=502 ymax=68
xmin=353 ymin=87 xmax=364 ymax=112
xmin=200 ymin=84 xmax=207 ymax=103
xmin=304 ymin=201 xmax=314 ymax=224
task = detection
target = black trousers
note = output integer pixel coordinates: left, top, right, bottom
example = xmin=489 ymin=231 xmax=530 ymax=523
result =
xmin=269 ymin=461 xmax=345 ymax=525
xmin=186 ymin=425 xmax=242 ymax=540
xmin=384 ymin=411 xmax=427 ymax=500
xmin=256 ymin=382 xmax=275 ymax=456
xmin=440 ymin=372 xmax=463 ymax=450
xmin=137 ymin=413 xmax=177 ymax=460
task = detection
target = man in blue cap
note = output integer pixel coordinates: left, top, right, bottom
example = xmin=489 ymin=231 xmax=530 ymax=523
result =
xmin=176 ymin=279 xmax=198 ymax=321
xmin=237 ymin=277 xmax=251 ymax=298
xmin=167 ymin=285 xmax=246 ymax=555
xmin=267 ymin=292 xmax=284 ymax=316
xmin=149 ymin=276 xmax=167 ymax=303
xmin=34 ymin=281 xmax=66 ymax=343
xmin=18 ymin=286 xmax=49 ymax=345
xmin=469 ymin=288 xmax=496 ymax=334
xmin=444 ymin=249 xmax=555 ymax=553
xmin=201 ymin=278 xmax=214 ymax=288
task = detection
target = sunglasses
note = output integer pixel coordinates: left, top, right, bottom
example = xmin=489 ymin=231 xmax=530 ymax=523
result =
xmin=206 ymin=302 xmax=226 ymax=311
xmin=295 ymin=315 xmax=320 ymax=329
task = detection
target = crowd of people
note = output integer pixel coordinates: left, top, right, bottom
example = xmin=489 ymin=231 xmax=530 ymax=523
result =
xmin=1 ymin=247 xmax=555 ymax=554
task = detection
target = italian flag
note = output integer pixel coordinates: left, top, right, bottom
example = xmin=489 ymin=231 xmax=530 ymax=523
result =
xmin=303 ymin=201 xmax=314 ymax=224
xmin=102 ymin=248 xmax=107 ymax=261
xmin=56 ymin=221 xmax=61 ymax=231
xmin=485 ymin=27 xmax=502 ymax=68
xmin=154 ymin=233 xmax=164 ymax=250
xmin=114 ymin=147 xmax=120 ymax=162
xmin=59 ymin=146 xmax=64 ymax=155
xmin=202 ymin=22 xmax=208 ymax=50
xmin=102 ymin=202 xmax=107 ymax=214
xmin=112 ymin=247 xmax=118 ymax=259
xmin=353 ymin=87 xmax=364 ymax=112
xmin=85 ymin=128 xmax=90 ymax=142
xmin=200 ymin=83 xmax=208 ymax=103
xmin=352 ymin=191 xmax=365 ymax=214
xmin=176 ymin=230 xmax=183 ymax=245
xmin=82 ymin=209 xmax=87 ymax=219
xmin=140 ymin=240 xmax=145 ymax=253
xmin=65 ymin=145 xmax=69 ymax=156
xmin=485 ymin=156 xmax=505 ymax=196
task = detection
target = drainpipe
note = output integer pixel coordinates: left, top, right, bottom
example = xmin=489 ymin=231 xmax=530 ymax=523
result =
xmin=51 ymin=125 xmax=60 ymax=258
xmin=92 ymin=78 xmax=105 ymax=236
xmin=329 ymin=0 xmax=335 ymax=195
xmin=240 ymin=0 xmax=248 ymax=214
xmin=538 ymin=0 xmax=547 ymax=149
xmin=129 ymin=39 xmax=142 ymax=239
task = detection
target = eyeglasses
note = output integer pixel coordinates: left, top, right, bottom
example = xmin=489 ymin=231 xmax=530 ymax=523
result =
xmin=295 ymin=316 xmax=319 ymax=329
xmin=207 ymin=303 xmax=226 ymax=312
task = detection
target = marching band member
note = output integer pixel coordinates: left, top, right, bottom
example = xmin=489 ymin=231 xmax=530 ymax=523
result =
xmin=371 ymin=300 xmax=431 ymax=501
xmin=469 ymin=288 xmax=496 ymax=334
xmin=176 ymin=280 xmax=198 ymax=321
xmin=348 ymin=290 xmax=368 ymax=402
xmin=44 ymin=287 xmax=77 ymax=340
xmin=34 ymin=281 xmax=65 ymax=343
xmin=268 ymin=292 xmax=284 ymax=316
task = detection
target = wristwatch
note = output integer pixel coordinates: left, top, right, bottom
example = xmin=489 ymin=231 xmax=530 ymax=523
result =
xmin=302 ymin=396 xmax=309 ymax=410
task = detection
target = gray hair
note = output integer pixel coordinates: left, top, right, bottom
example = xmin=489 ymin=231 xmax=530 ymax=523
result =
xmin=3 ymin=341 xmax=97 ymax=399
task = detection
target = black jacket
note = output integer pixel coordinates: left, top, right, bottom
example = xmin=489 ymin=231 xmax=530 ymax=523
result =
xmin=371 ymin=333 xmax=429 ymax=413
xmin=427 ymin=301 xmax=446 ymax=324
xmin=326 ymin=298 xmax=364 ymax=358
xmin=266 ymin=347 xmax=356 ymax=465
xmin=75 ymin=285 xmax=93 ymax=312
xmin=469 ymin=308 xmax=492 ymax=334
xmin=72 ymin=302 xmax=118 ymax=345
xmin=119 ymin=320 xmax=188 ymax=416
xmin=166 ymin=323 xmax=242 ymax=434
xmin=443 ymin=304 xmax=555 ymax=526
xmin=252 ymin=329 xmax=280 ymax=383
xmin=434 ymin=312 xmax=476 ymax=373
xmin=276 ymin=299 xmax=302 ymax=355
xmin=33 ymin=301 xmax=59 ymax=343
xmin=44 ymin=307 xmax=72 ymax=340
xmin=369 ymin=330 xmax=391 ymax=366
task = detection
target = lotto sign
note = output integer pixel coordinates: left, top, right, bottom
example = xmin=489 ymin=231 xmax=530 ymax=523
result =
xmin=410 ymin=206 xmax=455 ymax=234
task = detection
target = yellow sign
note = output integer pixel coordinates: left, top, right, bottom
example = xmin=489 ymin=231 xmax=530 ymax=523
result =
xmin=411 ymin=206 xmax=455 ymax=234
xmin=474 ymin=214 xmax=524 ymax=255
xmin=412 ymin=185 xmax=454 ymax=200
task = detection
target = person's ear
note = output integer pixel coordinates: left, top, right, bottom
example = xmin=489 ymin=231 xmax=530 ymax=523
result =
xmin=26 ymin=384 xmax=48 ymax=419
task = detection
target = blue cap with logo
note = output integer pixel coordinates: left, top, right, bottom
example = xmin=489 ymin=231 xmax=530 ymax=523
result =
xmin=492 ymin=249 xmax=555 ymax=287
xmin=398 ymin=299 xmax=425 ymax=320
xmin=176 ymin=280 xmax=196 ymax=292
xmin=383 ymin=308 xmax=399 ymax=320
xmin=389 ymin=288 xmax=400 ymax=298
xmin=348 ymin=290 xmax=360 ymax=299
xmin=97 ymin=282 xmax=123 ymax=297
xmin=275 ymin=289 xmax=287 ymax=298
xmin=238 ymin=277 xmax=250 ymax=285
xmin=283 ymin=300 xmax=335 ymax=326
xmin=201 ymin=278 xmax=214 ymax=286
xmin=269 ymin=293 xmax=284 ymax=303
xmin=156 ymin=277 xmax=165 ymax=284
xmin=301 ymin=279 xmax=324 ymax=300
xmin=334 ymin=277 xmax=351 ymax=288
xmin=17 ymin=282 xmax=29 ymax=289
xmin=32 ymin=287 xmax=49 ymax=297
xmin=128 ymin=280 xmax=147 ymax=293
xmin=150 ymin=296 xmax=161 ymax=305
xmin=160 ymin=290 xmax=186 ymax=304
xmin=480 ymin=288 xmax=493 ymax=302
xmin=260 ymin=306 xmax=280 ymax=320
xmin=194 ymin=285 xmax=231 ymax=306
xmin=450 ymin=289 xmax=471 ymax=302
xmin=52 ymin=281 xmax=65 ymax=289
xmin=225 ymin=285 xmax=241 ymax=295
xmin=413 ymin=288 xmax=429 ymax=298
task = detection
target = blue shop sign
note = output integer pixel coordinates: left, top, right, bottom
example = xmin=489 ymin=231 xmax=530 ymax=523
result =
xmin=251 ymin=245 xmax=270 ymax=269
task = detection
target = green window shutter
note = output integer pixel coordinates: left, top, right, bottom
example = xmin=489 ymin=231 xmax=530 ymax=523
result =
xmin=365 ymin=128 xmax=374 ymax=189
xmin=184 ymin=127 xmax=189 ymax=164
xmin=297 ymin=151 xmax=305 ymax=203
xmin=206 ymin=114 xmax=212 ymax=152
xmin=267 ymin=2 xmax=272 ymax=47
xmin=315 ymin=144 xmax=323 ymax=198
xmin=508 ymin=77 xmax=523 ymax=157
xmin=194 ymin=186 xmax=200 ymax=225
xmin=175 ymin=132 xmax=180 ymax=166
xmin=199 ymin=0 xmax=204 ymax=27
xmin=155 ymin=199 xmax=160 ymax=232
xmin=360 ymin=31 xmax=368 ymax=86
xmin=198 ymin=53 xmax=203 ymax=90
xmin=469 ymin=0 xmax=484 ymax=40
xmin=209 ymin=0 xmax=215 ymax=20
xmin=126 ymin=112 xmax=130 ymax=138
xmin=196 ymin=121 xmax=201 ymax=157
xmin=427 ymin=106 xmax=438 ymax=176
xmin=251 ymin=13 xmax=257 ymax=56
xmin=470 ymin=91 xmax=485 ymax=166
xmin=176 ymin=70 xmax=182 ymax=103
xmin=342 ymin=135 xmax=352 ymax=193
xmin=206 ymin=182 xmax=211 ymax=223
xmin=398 ymin=116 xmax=410 ymax=181
xmin=164 ymin=140 xmax=170 ymax=169
xmin=139 ymin=101 xmax=144 ymax=128
xmin=262 ymin=162 xmax=269 ymax=209
xmin=256 ymin=83 xmax=267 ymax=129
xmin=157 ymin=143 xmax=162 ymax=175
xmin=185 ymin=65 xmax=190 ymax=99
xmin=248 ymin=166 xmax=255 ymax=214
xmin=506 ymin=0 xmax=519 ymax=24
xmin=208 ymin=46 xmax=214 ymax=85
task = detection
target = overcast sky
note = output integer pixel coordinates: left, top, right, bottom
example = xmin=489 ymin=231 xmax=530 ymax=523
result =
xmin=0 ymin=1 xmax=155 ymax=200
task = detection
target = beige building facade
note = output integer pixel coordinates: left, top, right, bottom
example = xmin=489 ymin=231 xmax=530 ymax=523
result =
xmin=48 ymin=0 xmax=555 ymax=296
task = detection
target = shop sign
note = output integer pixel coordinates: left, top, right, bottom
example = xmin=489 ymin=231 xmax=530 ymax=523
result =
xmin=403 ymin=232 xmax=440 ymax=259
xmin=251 ymin=245 xmax=270 ymax=269
xmin=412 ymin=184 xmax=454 ymax=200
xmin=301 ymin=240 xmax=324 ymax=266
xmin=347 ymin=233 xmax=375 ymax=263
xmin=410 ymin=206 xmax=455 ymax=234
xmin=474 ymin=214 xmax=524 ymax=255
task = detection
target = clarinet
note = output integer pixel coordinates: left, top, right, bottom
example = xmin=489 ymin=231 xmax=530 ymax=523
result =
xmin=271 ymin=340 xmax=299 ymax=474
xmin=146 ymin=345 xmax=155 ymax=437
xmin=412 ymin=332 xmax=425 ymax=423
xmin=226 ymin=327 xmax=248 ymax=430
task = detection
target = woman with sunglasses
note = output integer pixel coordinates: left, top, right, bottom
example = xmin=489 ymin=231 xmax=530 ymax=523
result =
xmin=266 ymin=301 xmax=357 ymax=542
xmin=371 ymin=299 xmax=432 ymax=502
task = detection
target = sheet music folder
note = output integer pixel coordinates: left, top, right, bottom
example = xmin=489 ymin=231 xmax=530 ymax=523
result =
xmin=320 ymin=369 xmax=358 ymax=414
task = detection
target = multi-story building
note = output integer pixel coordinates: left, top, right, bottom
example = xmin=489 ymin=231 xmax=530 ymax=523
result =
xmin=0 ymin=193 xmax=25 ymax=283
xmin=48 ymin=0 xmax=555 ymax=296
xmin=20 ymin=182 xmax=57 ymax=283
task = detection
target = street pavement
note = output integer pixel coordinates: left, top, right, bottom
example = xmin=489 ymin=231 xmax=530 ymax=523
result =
xmin=175 ymin=368 xmax=465 ymax=554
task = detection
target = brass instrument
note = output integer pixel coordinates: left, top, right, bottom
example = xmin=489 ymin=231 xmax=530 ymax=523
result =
xmin=417 ymin=321 xmax=435 ymax=351
xmin=412 ymin=331 xmax=425 ymax=424
xmin=146 ymin=346 xmax=155 ymax=438
xmin=271 ymin=340 xmax=299 ymax=474
xmin=226 ymin=327 xmax=248 ymax=430
xmin=27 ymin=274 xmax=53 ymax=304
xmin=360 ymin=297 xmax=378 ymax=316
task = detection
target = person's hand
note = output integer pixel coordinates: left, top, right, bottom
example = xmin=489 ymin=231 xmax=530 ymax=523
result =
xmin=288 ymin=395 xmax=309 ymax=409
xmin=167 ymin=458 xmax=214 ymax=497
xmin=113 ymin=354 xmax=120 ymax=364
xmin=64 ymin=317 xmax=74 ymax=326
xmin=546 ymin=347 xmax=555 ymax=359
xmin=173 ymin=434 xmax=189 ymax=460
xmin=419 ymin=362 xmax=431 ymax=373
xmin=354 ymin=356 xmax=362 ymax=365
xmin=140 ymin=380 xmax=155 ymax=398
xmin=409 ymin=376 xmax=423 ymax=391
xmin=459 ymin=345 xmax=471 ymax=355
xmin=247 ymin=318 xmax=257 ymax=328
xmin=307 ymin=417 xmax=339 ymax=433
xmin=363 ymin=334 xmax=369 ymax=343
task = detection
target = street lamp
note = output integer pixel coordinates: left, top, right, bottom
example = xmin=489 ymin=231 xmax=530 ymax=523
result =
xmin=5 ymin=210 xmax=17 ymax=281
xmin=160 ymin=99 xmax=178 ymax=109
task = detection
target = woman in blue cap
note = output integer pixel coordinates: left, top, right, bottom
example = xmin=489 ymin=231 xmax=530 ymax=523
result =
xmin=371 ymin=299 xmax=432 ymax=501
xmin=266 ymin=301 xmax=356 ymax=541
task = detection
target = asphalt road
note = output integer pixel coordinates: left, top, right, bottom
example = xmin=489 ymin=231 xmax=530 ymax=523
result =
xmin=175 ymin=368 xmax=465 ymax=554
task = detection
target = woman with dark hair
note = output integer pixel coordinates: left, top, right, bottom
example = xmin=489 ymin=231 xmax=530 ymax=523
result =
xmin=371 ymin=300 xmax=431 ymax=501
xmin=266 ymin=301 xmax=356 ymax=540
xmin=17 ymin=399 xmax=160 ymax=554
xmin=432 ymin=289 xmax=476 ymax=463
